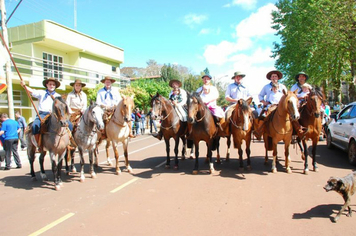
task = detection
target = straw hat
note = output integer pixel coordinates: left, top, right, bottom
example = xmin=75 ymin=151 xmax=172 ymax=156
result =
xmin=42 ymin=77 xmax=61 ymax=88
xmin=231 ymin=71 xmax=245 ymax=79
xmin=100 ymin=76 xmax=116 ymax=83
xmin=266 ymin=70 xmax=283 ymax=80
xmin=70 ymin=79 xmax=86 ymax=87
xmin=169 ymin=79 xmax=182 ymax=88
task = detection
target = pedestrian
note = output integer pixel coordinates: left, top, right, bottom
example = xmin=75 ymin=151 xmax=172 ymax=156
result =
xmin=96 ymin=76 xmax=135 ymax=138
xmin=140 ymin=110 xmax=146 ymax=134
xmin=146 ymin=108 xmax=158 ymax=133
xmin=20 ymin=77 xmax=72 ymax=151
xmin=15 ymin=111 xmax=27 ymax=151
xmin=134 ymin=108 xmax=142 ymax=135
xmin=0 ymin=113 xmax=21 ymax=170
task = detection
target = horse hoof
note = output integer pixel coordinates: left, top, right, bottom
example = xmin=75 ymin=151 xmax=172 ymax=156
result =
xmin=314 ymin=167 xmax=319 ymax=172
xmin=239 ymin=167 xmax=244 ymax=172
xmin=272 ymin=168 xmax=277 ymax=173
xmin=107 ymin=161 xmax=113 ymax=167
xmin=66 ymin=171 xmax=71 ymax=176
xmin=303 ymin=169 xmax=309 ymax=175
xmin=287 ymin=168 xmax=292 ymax=174
xmin=264 ymin=161 xmax=268 ymax=166
xmin=91 ymin=173 xmax=97 ymax=179
xmin=189 ymin=155 xmax=194 ymax=159
xmin=55 ymin=185 xmax=61 ymax=191
xmin=301 ymin=155 xmax=305 ymax=161
xmin=115 ymin=171 xmax=122 ymax=175
xmin=72 ymin=167 xmax=77 ymax=173
xmin=127 ymin=168 xmax=134 ymax=174
xmin=80 ymin=178 xmax=85 ymax=183
xmin=192 ymin=170 xmax=198 ymax=175
xmin=173 ymin=165 xmax=179 ymax=170
xmin=247 ymin=166 xmax=252 ymax=171
xmin=209 ymin=169 xmax=215 ymax=174
xmin=181 ymin=156 xmax=186 ymax=160
xmin=216 ymin=159 xmax=221 ymax=164
xmin=165 ymin=165 xmax=171 ymax=169
xmin=31 ymin=177 xmax=37 ymax=182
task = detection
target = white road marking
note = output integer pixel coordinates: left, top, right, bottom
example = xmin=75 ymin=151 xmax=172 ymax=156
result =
xmin=29 ymin=213 xmax=75 ymax=236
xmin=110 ymin=177 xmax=138 ymax=193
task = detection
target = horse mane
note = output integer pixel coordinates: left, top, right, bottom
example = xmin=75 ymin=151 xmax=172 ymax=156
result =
xmin=310 ymin=86 xmax=325 ymax=101
xmin=238 ymin=99 xmax=251 ymax=113
xmin=188 ymin=92 xmax=204 ymax=106
xmin=53 ymin=96 xmax=69 ymax=114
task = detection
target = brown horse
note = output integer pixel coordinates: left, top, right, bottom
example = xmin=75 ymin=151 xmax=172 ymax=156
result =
xmin=229 ymin=97 xmax=253 ymax=170
xmin=150 ymin=93 xmax=189 ymax=169
xmin=297 ymin=87 xmax=324 ymax=174
xmin=263 ymin=90 xmax=300 ymax=173
xmin=26 ymin=97 xmax=70 ymax=190
xmin=187 ymin=92 xmax=219 ymax=174
xmin=105 ymin=95 xmax=135 ymax=175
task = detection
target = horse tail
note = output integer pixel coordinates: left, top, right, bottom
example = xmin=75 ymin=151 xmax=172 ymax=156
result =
xmin=211 ymin=137 xmax=220 ymax=151
xmin=187 ymin=139 xmax=193 ymax=148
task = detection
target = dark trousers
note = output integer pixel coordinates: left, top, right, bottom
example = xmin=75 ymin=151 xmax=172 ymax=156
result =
xmin=4 ymin=139 xmax=21 ymax=168
xmin=19 ymin=128 xmax=27 ymax=149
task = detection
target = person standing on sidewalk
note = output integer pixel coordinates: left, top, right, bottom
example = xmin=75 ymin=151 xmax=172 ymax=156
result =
xmin=15 ymin=111 xmax=27 ymax=151
xmin=0 ymin=113 xmax=21 ymax=170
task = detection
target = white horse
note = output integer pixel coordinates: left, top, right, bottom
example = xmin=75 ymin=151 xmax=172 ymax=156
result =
xmin=74 ymin=102 xmax=104 ymax=182
xmin=105 ymin=95 xmax=135 ymax=175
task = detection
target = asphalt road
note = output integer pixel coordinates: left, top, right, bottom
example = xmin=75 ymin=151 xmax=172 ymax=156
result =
xmin=0 ymin=134 xmax=355 ymax=236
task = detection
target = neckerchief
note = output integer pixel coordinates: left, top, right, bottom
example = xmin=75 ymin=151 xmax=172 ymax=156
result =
xmin=73 ymin=89 xmax=82 ymax=101
xmin=44 ymin=89 xmax=56 ymax=100
xmin=234 ymin=82 xmax=245 ymax=91
xmin=104 ymin=87 xmax=113 ymax=100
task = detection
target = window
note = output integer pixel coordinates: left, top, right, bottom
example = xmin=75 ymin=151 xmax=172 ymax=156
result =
xmin=43 ymin=53 xmax=63 ymax=80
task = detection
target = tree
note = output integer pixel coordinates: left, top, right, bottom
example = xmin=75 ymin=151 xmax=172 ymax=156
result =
xmin=160 ymin=64 xmax=180 ymax=83
xmin=86 ymin=83 xmax=103 ymax=103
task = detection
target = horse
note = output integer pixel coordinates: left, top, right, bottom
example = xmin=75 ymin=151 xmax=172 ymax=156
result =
xmin=229 ymin=97 xmax=253 ymax=170
xmin=72 ymin=102 xmax=104 ymax=181
xmin=26 ymin=97 xmax=70 ymax=190
xmin=296 ymin=87 xmax=324 ymax=174
xmin=263 ymin=90 xmax=300 ymax=173
xmin=105 ymin=95 xmax=135 ymax=175
xmin=150 ymin=92 xmax=189 ymax=169
xmin=187 ymin=92 xmax=220 ymax=174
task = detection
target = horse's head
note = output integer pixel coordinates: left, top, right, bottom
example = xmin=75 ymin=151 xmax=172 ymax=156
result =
xmin=283 ymin=90 xmax=300 ymax=121
xmin=306 ymin=87 xmax=323 ymax=118
xmin=187 ymin=92 xmax=205 ymax=124
xmin=88 ymin=101 xmax=105 ymax=131
xmin=52 ymin=97 xmax=69 ymax=127
xmin=234 ymin=97 xmax=253 ymax=131
xmin=120 ymin=95 xmax=135 ymax=122
xmin=150 ymin=92 xmax=164 ymax=120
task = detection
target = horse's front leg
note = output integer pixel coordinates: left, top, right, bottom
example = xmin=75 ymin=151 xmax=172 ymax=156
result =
xmin=207 ymin=143 xmax=215 ymax=174
xmin=193 ymin=141 xmax=200 ymax=175
xmin=215 ymin=139 xmax=221 ymax=164
xmin=311 ymin=138 xmax=319 ymax=172
xmin=50 ymin=152 xmax=61 ymax=190
xmin=245 ymin=135 xmax=252 ymax=171
xmin=78 ymin=147 xmax=86 ymax=182
xmin=164 ymin=138 xmax=171 ymax=169
xmin=57 ymin=152 xmax=65 ymax=186
xmin=122 ymin=140 xmax=133 ymax=174
xmin=225 ymin=136 xmax=231 ymax=162
xmin=181 ymin=136 xmax=187 ymax=160
xmin=284 ymin=142 xmax=292 ymax=174
xmin=264 ymin=135 xmax=269 ymax=165
xmin=271 ymin=141 xmax=278 ymax=173
xmin=28 ymin=148 xmax=37 ymax=180
xmin=173 ymin=137 xmax=180 ymax=170
xmin=39 ymin=152 xmax=48 ymax=181
xmin=112 ymin=141 xmax=121 ymax=175
xmin=88 ymin=149 xmax=97 ymax=179
xmin=238 ymin=144 xmax=244 ymax=171
xmin=105 ymin=140 xmax=112 ymax=166
xmin=302 ymin=140 xmax=309 ymax=174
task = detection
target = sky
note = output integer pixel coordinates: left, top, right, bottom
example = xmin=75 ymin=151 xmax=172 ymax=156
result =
xmin=4 ymin=0 xmax=280 ymax=97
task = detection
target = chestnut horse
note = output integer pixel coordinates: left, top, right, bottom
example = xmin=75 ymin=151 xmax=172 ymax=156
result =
xmin=150 ymin=93 xmax=189 ymax=169
xmin=297 ymin=87 xmax=324 ymax=174
xmin=26 ymin=97 xmax=70 ymax=190
xmin=105 ymin=95 xmax=135 ymax=175
xmin=187 ymin=92 xmax=219 ymax=174
xmin=229 ymin=97 xmax=253 ymax=170
xmin=263 ymin=90 xmax=300 ymax=173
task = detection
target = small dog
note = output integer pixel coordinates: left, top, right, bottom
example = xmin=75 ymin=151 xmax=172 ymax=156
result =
xmin=324 ymin=171 xmax=356 ymax=222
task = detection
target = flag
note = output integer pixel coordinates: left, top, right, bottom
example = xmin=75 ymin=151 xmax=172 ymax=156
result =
xmin=0 ymin=83 xmax=6 ymax=94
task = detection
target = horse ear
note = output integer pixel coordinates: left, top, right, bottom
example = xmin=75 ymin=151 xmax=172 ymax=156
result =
xmin=246 ymin=97 xmax=253 ymax=105
xmin=284 ymin=89 xmax=288 ymax=95
xmin=122 ymin=94 xmax=126 ymax=99
xmin=90 ymin=100 xmax=94 ymax=106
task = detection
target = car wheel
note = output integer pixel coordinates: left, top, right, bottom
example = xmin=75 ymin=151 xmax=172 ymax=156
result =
xmin=348 ymin=140 xmax=356 ymax=165
xmin=326 ymin=131 xmax=334 ymax=149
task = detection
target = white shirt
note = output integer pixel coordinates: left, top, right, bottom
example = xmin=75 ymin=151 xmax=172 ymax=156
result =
xmin=66 ymin=90 xmax=87 ymax=114
xmin=225 ymin=82 xmax=251 ymax=104
xmin=196 ymin=85 xmax=219 ymax=105
xmin=31 ymin=89 xmax=62 ymax=113
xmin=258 ymin=82 xmax=287 ymax=102
xmin=96 ymin=87 xmax=122 ymax=107
xmin=267 ymin=91 xmax=283 ymax=105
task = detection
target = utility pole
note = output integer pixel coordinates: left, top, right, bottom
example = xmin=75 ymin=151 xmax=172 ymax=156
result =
xmin=0 ymin=0 xmax=14 ymax=119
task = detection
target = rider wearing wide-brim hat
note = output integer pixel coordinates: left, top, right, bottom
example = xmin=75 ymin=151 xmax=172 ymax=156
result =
xmin=225 ymin=71 xmax=251 ymax=105
xmin=291 ymin=72 xmax=309 ymax=94
xmin=259 ymin=70 xmax=287 ymax=107
xmin=20 ymin=77 xmax=69 ymax=151
xmin=66 ymin=79 xmax=88 ymax=117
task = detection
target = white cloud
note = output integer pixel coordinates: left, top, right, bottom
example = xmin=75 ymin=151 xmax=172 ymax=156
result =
xmin=224 ymin=0 xmax=257 ymax=10
xmin=203 ymin=41 xmax=237 ymax=65
xmin=183 ymin=14 xmax=208 ymax=28
xmin=199 ymin=28 xmax=221 ymax=35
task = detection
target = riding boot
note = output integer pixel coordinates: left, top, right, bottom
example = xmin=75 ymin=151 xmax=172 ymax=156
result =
xmin=292 ymin=120 xmax=308 ymax=141
xmin=152 ymin=130 xmax=162 ymax=140
xmin=34 ymin=134 xmax=42 ymax=153
xmin=128 ymin=121 xmax=136 ymax=138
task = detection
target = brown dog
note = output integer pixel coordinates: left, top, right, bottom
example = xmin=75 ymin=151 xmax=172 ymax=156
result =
xmin=324 ymin=171 xmax=356 ymax=222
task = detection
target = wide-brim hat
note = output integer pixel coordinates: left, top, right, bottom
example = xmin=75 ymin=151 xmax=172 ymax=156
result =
xmin=201 ymin=74 xmax=212 ymax=80
xmin=295 ymin=72 xmax=309 ymax=81
xmin=231 ymin=71 xmax=245 ymax=79
xmin=266 ymin=70 xmax=283 ymax=80
xmin=70 ymin=79 xmax=86 ymax=87
xmin=100 ymin=76 xmax=116 ymax=83
xmin=42 ymin=77 xmax=61 ymax=88
xmin=169 ymin=79 xmax=182 ymax=88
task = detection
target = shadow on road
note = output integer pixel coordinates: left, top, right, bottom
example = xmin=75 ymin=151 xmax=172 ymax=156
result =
xmin=292 ymin=204 xmax=355 ymax=222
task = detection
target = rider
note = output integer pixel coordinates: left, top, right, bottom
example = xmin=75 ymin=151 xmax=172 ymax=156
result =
xmin=197 ymin=74 xmax=225 ymax=131
xmin=152 ymin=79 xmax=187 ymax=140
xmin=20 ymin=77 xmax=72 ymax=151
xmin=66 ymin=79 xmax=87 ymax=127
xmin=225 ymin=71 xmax=251 ymax=105
xmin=258 ymin=70 xmax=287 ymax=108
xmin=96 ymin=76 xmax=135 ymax=138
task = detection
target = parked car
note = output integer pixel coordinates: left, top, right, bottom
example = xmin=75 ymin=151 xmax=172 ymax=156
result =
xmin=326 ymin=101 xmax=356 ymax=165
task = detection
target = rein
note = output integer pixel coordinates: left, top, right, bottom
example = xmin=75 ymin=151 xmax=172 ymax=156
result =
xmin=153 ymin=96 xmax=179 ymax=130
xmin=271 ymin=98 xmax=293 ymax=135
